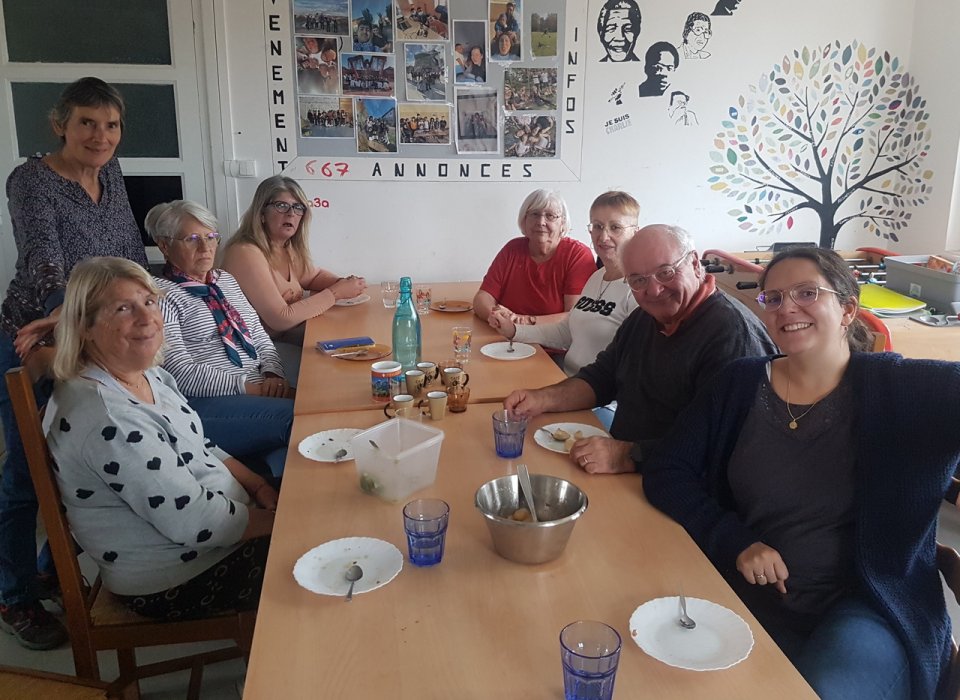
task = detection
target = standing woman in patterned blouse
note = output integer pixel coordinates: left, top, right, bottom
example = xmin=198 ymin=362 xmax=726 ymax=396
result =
xmin=0 ymin=77 xmax=147 ymax=650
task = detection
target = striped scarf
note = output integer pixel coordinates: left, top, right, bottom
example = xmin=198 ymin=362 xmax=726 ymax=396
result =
xmin=163 ymin=264 xmax=258 ymax=367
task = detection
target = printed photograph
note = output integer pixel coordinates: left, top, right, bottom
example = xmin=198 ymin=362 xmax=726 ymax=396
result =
xmin=395 ymin=0 xmax=449 ymax=41
xmin=504 ymin=115 xmax=556 ymax=157
xmin=399 ymin=103 xmax=452 ymax=144
xmin=489 ymin=0 xmax=521 ymax=61
xmin=296 ymin=36 xmax=341 ymax=94
xmin=404 ymin=43 xmax=448 ymax=101
xmin=531 ymin=12 xmax=558 ymax=57
xmin=454 ymin=87 xmax=499 ymax=153
xmin=341 ymin=52 xmax=396 ymax=97
xmin=299 ymin=96 xmax=355 ymax=138
xmin=351 ymin=0 xmax=394 ymax=52
xmin=453 ymin=20 xmax=487 ymax=85
xmin=356 ymin=97 xmax=398 ymax=152
xmin=294 ymin=0 xmax=349 ymax=35
xmin=504 ymin=67 xmax=558 ymax=110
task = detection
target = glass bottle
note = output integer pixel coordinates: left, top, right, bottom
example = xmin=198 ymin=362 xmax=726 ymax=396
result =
xmin=392 ymin=277 xmax=422 ymax=371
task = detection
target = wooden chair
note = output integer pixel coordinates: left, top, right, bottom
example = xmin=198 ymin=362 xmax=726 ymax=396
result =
xmin=937 ymin=543 xmax=960 ymax=700
xmin=4 ymin=367 xmax=256 ymax=700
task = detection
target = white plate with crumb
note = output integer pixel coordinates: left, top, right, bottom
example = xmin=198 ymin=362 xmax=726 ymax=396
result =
xmin=293 ymin=537 xmax=403 ymax=597
xmin=534 ymin=423 xmax=609 ymax=454
xmin=298 ymin=429 xmax=363 ymax=463
xmin=334 ymin=294 xmax=371 ymax=307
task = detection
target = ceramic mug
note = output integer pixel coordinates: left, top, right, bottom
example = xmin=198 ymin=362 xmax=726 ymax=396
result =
xmin=440 ymin=366 xmax=470 ymax=389
xmin=419 ymin=390 xmax=448 ymax=421
xmin=384 ymin=394 xmax=417 ymax=418
xmin=417 ymin=361 xmax=440 ymax=384
xmin=405 ymin=370 xmax=428 ymax=398
xmin=371 ymin=360 xmax=403 ymax=401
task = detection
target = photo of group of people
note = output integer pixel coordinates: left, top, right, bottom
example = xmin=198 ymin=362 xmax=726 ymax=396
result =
xmin=403 ymin=43 xmax=447 ymax=101
xmin=293 ymin=0 xmax=562 ymax=157
xmin=399 ymin=104 xmax=452 ymax=144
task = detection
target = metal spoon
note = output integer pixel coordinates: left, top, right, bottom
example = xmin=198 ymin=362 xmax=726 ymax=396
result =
xmin=678 ymin=589 xmax=696 ymax=630
xmin=508 ymin=339 xmax=515 ymax=352
xmin=344 ymin=564 xmax=363 ymax=602
xmin=516 ymin=464 xmax=539 ymax=523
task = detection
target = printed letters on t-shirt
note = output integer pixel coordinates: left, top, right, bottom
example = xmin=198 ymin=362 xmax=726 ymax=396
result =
xmin=574 ymin=295 xmax=615 ymax=316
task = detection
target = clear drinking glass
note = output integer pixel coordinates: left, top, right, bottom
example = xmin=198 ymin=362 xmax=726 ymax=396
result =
xmin=414 ymin=285 xmax=432 ymax=315
xmin=381 ymin=280 xmax=400 ymax=308
xmin=452 ymin=326 xmax=473 ymax=364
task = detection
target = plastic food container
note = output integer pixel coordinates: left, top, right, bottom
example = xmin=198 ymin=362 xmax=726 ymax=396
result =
xmin=350 ymin=419 xmax=445 ymax=502
xmin=885 ymin=255 xmax=960 ymax=313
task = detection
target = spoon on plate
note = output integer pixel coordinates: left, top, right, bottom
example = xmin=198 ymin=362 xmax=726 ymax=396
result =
xmin=344 ymin=564 xmax=363 ymax=602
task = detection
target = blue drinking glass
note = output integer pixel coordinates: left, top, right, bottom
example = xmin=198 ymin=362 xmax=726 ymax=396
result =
xmin=560 ymin=621 xmax=622 ymax=700
xmin=492 ymin=409 xmax=528 ymax=459
xmin=403 ymin=499 xmax=450 ymax=566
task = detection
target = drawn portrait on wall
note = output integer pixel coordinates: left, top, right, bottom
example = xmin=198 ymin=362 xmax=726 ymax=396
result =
xmin=341 ymin=52 xmax=396 ymax=97
xmin=504 ymin=115 xmax=556 ymax=158
xmin=668 ymin=91 xmax=698 ymax=126
xmin=711 ymin=0 xmax=742 ymax=16
xmin=404 ymin=43 xmax=448 ymax=101
xmin=678 ymin=12 xmax=712 ymax=59
xmin=395 ymin=0 xmax=449 ymax=41
xmin=454 ymin=87 xmax=499 ymax=153
xmin=637 ymin=41 xmax=678 ymax=97
xmin=399 ymin=103 xmax=452 ymax=144
xmin=596 ymin=0 xmax=641 ymax=62
xmin=490 ymin=1 xmax=522 ymax=61
xmin=294 ymin=0 xmax=349 ymax=36
xmin=355 ymin=97 xmax=398 ymax=152
xmin=504 ymin=68 xmax=558 ymax=111
xmin=296 ymin=35 xmax=341 ymax=94
xmin=454 ymin=20 xmax=488 ymax=85
xmin=299 ymin=95 xmax=355 ymax=138
xmin=531 ymin=12 xmax=558 ymax=58
xmin=351 ymin=0 xmax=394 ymax=52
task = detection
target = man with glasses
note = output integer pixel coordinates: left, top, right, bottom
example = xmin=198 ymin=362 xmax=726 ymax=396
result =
xmin=678 ymin=12 xmax=711 ymax=60
xmin=504 ymin=224 xmax=775 ymax=474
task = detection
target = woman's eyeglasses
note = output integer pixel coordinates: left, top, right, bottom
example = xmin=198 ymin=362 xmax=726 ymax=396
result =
xmin=756 ymin=283 xmax=842 ymax=310
xmin=587 ymin=222 xmax=637 ymax=236
xmin=174 ymin=232 xmax=221 ymax=247
xmin=626 ymin=250 xmax=692 ymax=291
xmin=264 ymin=201 xmax=307 ymax=215
xmin=526 ymin=210 xmax=561 ymax=223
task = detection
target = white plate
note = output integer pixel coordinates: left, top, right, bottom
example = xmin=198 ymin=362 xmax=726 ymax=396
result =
xmin=293 ymin=537 xmax=403 ymax=597
xmin=298 ymin=429 xmax=363 ymax=463
xmin=335 ymin=294 xmax=371 ymax=307
xmin=534 ymin=423 xmax=609 ymax=454
xmin=480 ymin=341 xmax=536 ymax=360
xmin=629 ymin=597 xmax=754 ymax=671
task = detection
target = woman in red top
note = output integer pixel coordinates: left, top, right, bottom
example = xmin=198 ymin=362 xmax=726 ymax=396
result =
xmin=473 ymin=189 xmax=595 ymax=327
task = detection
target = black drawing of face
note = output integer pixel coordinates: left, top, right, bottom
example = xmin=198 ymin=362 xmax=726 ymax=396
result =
xmin=712 ymin=0 xmax=741 ymax=15
xmin=597 ymin=0 xmax=641 ymax=62
xmin=646 ymin=50 xmax=676 ymax=92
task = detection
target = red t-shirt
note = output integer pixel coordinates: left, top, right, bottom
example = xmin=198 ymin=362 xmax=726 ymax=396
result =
xmin=479 ymin=237 xmax=596 ymax=315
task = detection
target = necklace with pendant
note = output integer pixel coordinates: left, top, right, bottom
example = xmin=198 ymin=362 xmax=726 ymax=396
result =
xmin=596 ymin=277 xmax=615 ymax=302
xmin=784 ymin=364 xmax=821 ymax=430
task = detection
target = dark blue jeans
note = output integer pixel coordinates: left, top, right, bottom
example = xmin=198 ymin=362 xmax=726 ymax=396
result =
xmin=0 ymin=332 xmax=55 ymax=606
xmin=187 ymin=394 xmax=293 ymax=477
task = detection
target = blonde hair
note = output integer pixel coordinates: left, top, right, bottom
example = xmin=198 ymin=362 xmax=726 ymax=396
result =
xmin=590 ymin=190 xmax=641 ymax=221
xmin=52 ymin=257 xmax=163 ymax=380
xmin=225 ymin=175 xmax=313 ymax=277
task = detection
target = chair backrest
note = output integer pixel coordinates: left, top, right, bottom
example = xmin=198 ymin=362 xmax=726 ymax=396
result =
xmin=4 ymin=368 xmax=98 ymax=663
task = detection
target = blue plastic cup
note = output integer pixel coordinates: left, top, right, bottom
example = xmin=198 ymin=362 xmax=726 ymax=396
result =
xmin=492 ymin=409 xmax=528 ymax=459
xmin=560 ymin=621 xmax=621 ymax=700
xmin=403 ymin=499 xmax=449 ymax=566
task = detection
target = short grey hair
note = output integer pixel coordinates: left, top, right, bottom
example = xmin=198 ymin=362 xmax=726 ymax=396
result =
xmin=144 ymin=200 xmax=219 ymax=243
xmin=657 ymin=224 xmax=696 ymax=255
xmin=516 ymin=189 xmax=571 ymax=234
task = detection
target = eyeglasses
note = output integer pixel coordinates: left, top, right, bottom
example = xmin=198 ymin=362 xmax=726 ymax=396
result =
xmin=756 ymin=283 xmax=843 ymax=310
xmin=626 ymin=250 xmax=692 ymax=291
xmin=526 ymin=210 xmax=562 ymax=223
xmin=174 ymin=232 xmax=221 ymax=247
xmin=265 ymin=201 xmax=307 ymax=215
xmin=587 ymin=222 xmax=637 ymax=236
xmin=689 ymin=26 xmax=712 ymax=36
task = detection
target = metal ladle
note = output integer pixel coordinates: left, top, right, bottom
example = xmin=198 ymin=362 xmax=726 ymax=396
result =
xmin=344 ymin=564 xmax=363 ymax=602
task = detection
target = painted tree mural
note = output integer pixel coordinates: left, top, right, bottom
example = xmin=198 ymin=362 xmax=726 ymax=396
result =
xmin=707 ymin=40 xmax=933 ymax=249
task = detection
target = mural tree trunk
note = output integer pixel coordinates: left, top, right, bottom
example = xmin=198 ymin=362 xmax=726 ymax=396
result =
xmin=708 ymin=40 xmax=933 ymax=249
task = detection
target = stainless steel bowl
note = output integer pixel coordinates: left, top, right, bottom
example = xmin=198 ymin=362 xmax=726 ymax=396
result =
xmin=474 ymin=474 xmax=588 ymax=564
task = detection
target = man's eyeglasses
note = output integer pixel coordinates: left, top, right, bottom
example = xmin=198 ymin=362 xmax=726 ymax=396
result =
xmin=587 ymin=222 xmax=637 ymax=236
xmin=626 ymin=250 xmax=692 ymax=291
xmin=265 ymin=201 xmax=307 ymax=215
xmin=756 ymin=283 xmax=843 ymax=310
xmin=689 ymin=26 xmax=712 ymax=37
xmin=174 ymin=232 xmax=221 ymax=247
xmin=526 ymin=210 xmax=562 ymax=223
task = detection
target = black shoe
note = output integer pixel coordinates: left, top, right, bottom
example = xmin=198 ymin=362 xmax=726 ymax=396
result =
xmin=33 ymin=573 xmax=64 ymax=611
xmin=0 ymin=601 xmax=68 ymax=650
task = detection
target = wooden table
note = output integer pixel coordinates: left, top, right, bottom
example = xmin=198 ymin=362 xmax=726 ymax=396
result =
xmin=883 ymin=317 xmax=960 ymax=361
xmin=295 ymin=282 xmax=566 ymax=414
xmin=244 ymin=408 xmax=815 ymax=698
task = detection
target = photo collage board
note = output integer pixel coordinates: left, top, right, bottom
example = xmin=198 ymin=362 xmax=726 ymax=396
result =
xmin=293 ymin=0 xmax=560 ymax=157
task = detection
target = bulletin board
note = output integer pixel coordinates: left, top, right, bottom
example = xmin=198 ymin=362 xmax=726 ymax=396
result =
xmin=261 ymin=0 xmax=586 ymax=182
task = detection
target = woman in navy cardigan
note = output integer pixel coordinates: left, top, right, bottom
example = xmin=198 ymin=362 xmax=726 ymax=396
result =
xmin=644 ymin=247 xmax=955 ymax=700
